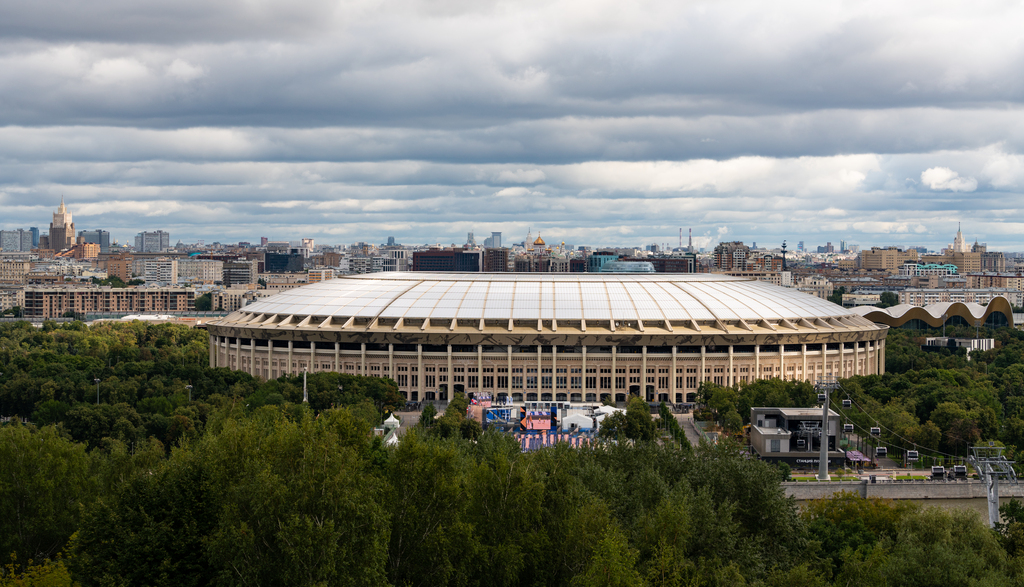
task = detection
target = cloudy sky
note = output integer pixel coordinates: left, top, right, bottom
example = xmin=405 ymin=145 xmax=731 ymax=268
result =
xmin=1 ymin=0 xmax=1023 ymax=250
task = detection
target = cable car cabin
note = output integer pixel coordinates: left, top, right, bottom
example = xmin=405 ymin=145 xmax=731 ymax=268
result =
xmin=817 ymin=393 xmax=827 ymax=402
xmin=932 ymin=466 xmax=946 ymax=478
xmin=953 ymin=465 xmax=968 ymax=477
xmin=870 ymin=427 xmax=881 ymax=437
xmin=842 ymin=399 xmax=852 ymax=408
xmin=876 ymin=447 xmax=888 ymax=458
xmin=906 ymin=450 xmax=919 ymax=462
xmin=843 ymin=423 xmax=854 ymax=433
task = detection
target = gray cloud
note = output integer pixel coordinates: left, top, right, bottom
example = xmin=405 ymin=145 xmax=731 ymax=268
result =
xmin=1 ymin=1 xmax=1023 ymax=249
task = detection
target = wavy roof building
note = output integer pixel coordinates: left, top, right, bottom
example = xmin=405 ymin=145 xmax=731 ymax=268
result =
xmin=207 ymin=273 xmax=889 ymax=404
xmin=852 ymin=298 xmax=1014 ymax=330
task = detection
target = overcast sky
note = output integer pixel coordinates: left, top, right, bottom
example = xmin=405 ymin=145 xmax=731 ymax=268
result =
xmin=1 ymin=0 xmax=1023 ymax=250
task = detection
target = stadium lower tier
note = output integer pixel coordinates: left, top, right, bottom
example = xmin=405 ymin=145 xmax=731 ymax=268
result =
xmin=207 ymin=336 xmax=886 ymax=403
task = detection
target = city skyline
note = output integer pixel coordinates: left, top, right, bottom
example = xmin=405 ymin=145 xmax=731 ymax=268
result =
xmin=3 ymin=197 xmax=1013 ymax=254
xmin=2 ymin=3 xmax=1024 ymax=248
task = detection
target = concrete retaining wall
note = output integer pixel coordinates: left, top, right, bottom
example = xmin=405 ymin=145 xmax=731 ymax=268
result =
xmin=783 ymin=480 xmax=1024 ymax=500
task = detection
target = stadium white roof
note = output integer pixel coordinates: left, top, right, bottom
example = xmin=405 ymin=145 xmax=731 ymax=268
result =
xmin=240 ymin=273 xmax=852 ymax=323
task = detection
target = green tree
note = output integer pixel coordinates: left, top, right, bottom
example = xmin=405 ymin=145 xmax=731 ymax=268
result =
xmin=194 ymin=293 xmax=212 ymax=311
xmin=0 ymin=424 xmax=98 ymax=568
xmin=386 ymin=432 xmax=474 ymax=586
xmin=600 ymin=397 xmax=656 ymax=442
xmin=877 ymin=291 xmax=899 ymax=308
xmin=571 ymin=524 xmax=643 ymax=587
xmin=419 ymin=403 xmax=437 ymax=429
xmin=828 ymin=286 xmax=847 ymax=306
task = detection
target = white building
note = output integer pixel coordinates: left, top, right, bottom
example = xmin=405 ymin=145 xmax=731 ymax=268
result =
xmin=135 ymin=230 xmax=171 ymax=253
xmin=142 ymin=259 xmax=178 ymax=284
xmin=0 ymin=229 xmax=33 ymax=252
xmin=178 ymin=259 xmax=224 ymax=284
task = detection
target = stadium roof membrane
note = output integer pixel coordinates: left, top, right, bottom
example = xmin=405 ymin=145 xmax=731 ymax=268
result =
xmin=241 ymin=273 xmax=853 ymax=323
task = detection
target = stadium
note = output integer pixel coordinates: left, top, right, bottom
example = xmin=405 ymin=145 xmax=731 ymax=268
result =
xmin=206 ymin=273 xmax=889 ymax=404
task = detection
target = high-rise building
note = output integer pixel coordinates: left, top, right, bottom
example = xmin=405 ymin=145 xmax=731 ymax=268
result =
xmin=0 ymin=229 xmax=33 ymax=252
xmin=713 ymin=241 xmax=751 ymax=270
xmin=223 ymin=260 xmax=259 ymax=286
xmin=260 ymin=237 xmax=269 ymax=246
xmin=587 ymin=251 xmax=619 ymax=273
xmin=951 ymin=223 xmax=968 ymax=253
xmin=79 ymin=229 xmax=111 ymax=253
xmin=860 ymin=247 xmax=918 ymax=272
xmin=107 ymin=254 xmax=134 ymax=281
xmin=483 ymin=232 xmax=502 ymax=248
xmin=48 ymin=197 xmax=75 ymax=251
xmin=483 ymin=248 xmax=509 ymax=272
xmin=467 ymin=232 xmax=476 ymax=246
xmin=29 ymin=227 xmax=39 ymax=248
xmin=178 ymin=259 xmax=224 ymax=284
xmin=387 ymin=236 xmax=396 ymax=246
xmin=264 ymin=252 xmax=305 ymax=273
xmin=142 ymin=259 xmax=178 ymax=284
xmin=134 ymin=230 xmax=170 ymax=253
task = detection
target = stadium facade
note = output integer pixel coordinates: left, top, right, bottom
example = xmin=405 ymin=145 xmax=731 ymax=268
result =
xmin=206 ymin=273 xmax=888 ymax=403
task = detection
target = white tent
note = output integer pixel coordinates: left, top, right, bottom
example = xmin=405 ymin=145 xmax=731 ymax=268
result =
xmin=384 ymin=414 xmax=400 ymax=430
xmin=561 ymin=413 xmax=593 ymax=432
xmin=595 ymin=405 xmax=623 ymax=415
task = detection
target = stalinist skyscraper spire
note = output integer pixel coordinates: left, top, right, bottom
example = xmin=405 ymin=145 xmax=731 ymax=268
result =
xmin=49 ymin=196 xmax=75 ymax=251
xmin=951 ymin=222 xmax=967 ymax=253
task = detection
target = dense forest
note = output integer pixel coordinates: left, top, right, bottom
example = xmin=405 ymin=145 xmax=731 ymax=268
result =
xmin=4 ymin=320 xmax=1024 ymax=586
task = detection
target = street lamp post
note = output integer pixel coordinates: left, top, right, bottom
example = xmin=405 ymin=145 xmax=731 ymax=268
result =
xmin=186 ymin=385 xmax=193 ymax=402
xmin=94 ymin=378 xmax=101 ymax=404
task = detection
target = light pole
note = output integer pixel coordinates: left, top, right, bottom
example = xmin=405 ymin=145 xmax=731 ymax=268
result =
xmin=186 ymin=384 xmax=193 ymax=402
xmin=94 ymin=378 xmax=101 ymax=404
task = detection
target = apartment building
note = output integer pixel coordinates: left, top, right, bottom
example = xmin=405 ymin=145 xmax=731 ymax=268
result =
xmin=23 ymin=287 xmax=196 ymax=319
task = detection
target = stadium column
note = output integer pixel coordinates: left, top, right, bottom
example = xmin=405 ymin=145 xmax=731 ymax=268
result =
xmin=839 ymin=343 xmax=844 ymax=379
xmin=552 ymin=345 xmax=557 ymax=395
xmin=477 ymin=345 xmax=483 ymax=395
xmin=250 ymin=338 xmax=256 ymax=377
xmin=727 ymin=345 xmax=733 ymax=386
xmin=507 ymin=345 xmax=512 ymax=396
xmin=447 ymin=345 xmax=453 ymax=396
xmin=779 ymin=344 xmax=784 ymax=381
xmin=754 ymin=345 xmax=760 ymax=381
xmin=611 ymin=346 xmax=617 ymax=389
xmin=801 ymin=344 xmax=807 ymax=383
xmin=334 ymin=342 xmax=340 ymax=372
xmin=236 ymin=338 xmax=241 ymax=371
xmin=418 ymin=344 xmax=423 ymax=398
xmin=879 ymin=339 xmax=885 ymax=374
xmin=209 ymin=335 xmax=216 ymax=367
xmin=641 ymin=346 xmax=647 ymax=395
xmin=267 ymin=340 xmax=272 ymax=378
xmin=311 ymin=342 xmax=316 ymax=373
xmin=389 ymin=344 xmax=394 ymax=380
xmin=537 ymin=345 xmax=543 ymax=393
xmin=581 ymin=345 xmax=587 ymax=393
xmin=361 ymin=343 xmax=367 ymax=375
xmin=671 ymin=346 xmax=677 ymax=398
xmin=854 ymin=341 xmax=859 ymax=376
xmin=700 ymin=345 xmax=706 ymax=383
xmin=288 ymin=341 xmax=293 ymax=375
